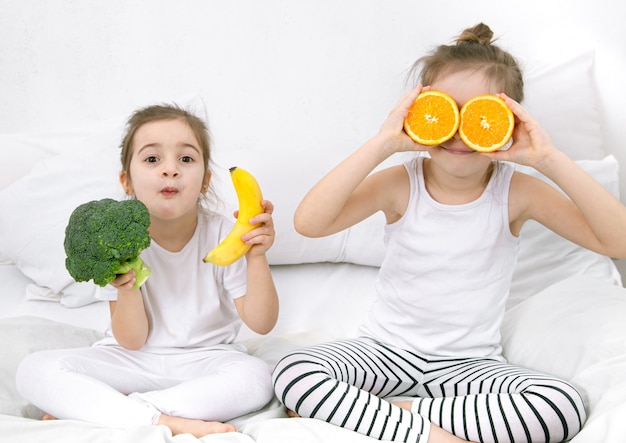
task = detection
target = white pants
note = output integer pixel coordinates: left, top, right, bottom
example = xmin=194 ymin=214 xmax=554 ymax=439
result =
xmin=16 ymin=344 xmax=273 ymax=428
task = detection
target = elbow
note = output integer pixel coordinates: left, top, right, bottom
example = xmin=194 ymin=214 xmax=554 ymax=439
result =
xmin=253 ymin=325 xmax=274 ymax=336
xmin=294 ymin=212 xmax=321 ymax=238
xmin=255 ymin=314 xmax=279 ymax=336
xmin=116 ymin=338 xmax=146 ymax=351
xmin=124 ymin=343 xmax=144 ymax=351
xmin=246 ymin=320 xmax=275 ymax=336
xmin=595 ymin=240 xmax=626 ymax=260
xmin=245 ymin=312 xmax=278 ymax=336
xmin=293 ymin=211 xmax=308 ymax=236
xmin=294 ymin=220 xmax=310 ymax=237
xmin=113 ymin=331 xmax=147 ymax=351
xmin=117 ymin=339 xmax=145 ymax=351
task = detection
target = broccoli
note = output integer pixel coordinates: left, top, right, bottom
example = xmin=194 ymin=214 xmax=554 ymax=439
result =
xmin=64 ymin=198 xmax=152 ymax=289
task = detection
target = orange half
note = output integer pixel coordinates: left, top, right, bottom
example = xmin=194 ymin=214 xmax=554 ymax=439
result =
xmin=404 ymin=91 xmax=460 ymax=146
xmin=458 ymin=95 xmax=514 ymax=153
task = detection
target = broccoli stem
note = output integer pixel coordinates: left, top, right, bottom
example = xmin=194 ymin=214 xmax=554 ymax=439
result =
xmin=117 ymin=257 xmax=151 ymax=290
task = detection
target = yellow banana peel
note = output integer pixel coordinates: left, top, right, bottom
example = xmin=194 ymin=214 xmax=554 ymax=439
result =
xmin=203 ymin=167 xmax=264 ymax=266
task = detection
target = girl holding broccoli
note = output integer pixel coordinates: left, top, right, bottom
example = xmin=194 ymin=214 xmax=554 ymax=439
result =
xmin=16 ymin=105 xmax=279 ymax=437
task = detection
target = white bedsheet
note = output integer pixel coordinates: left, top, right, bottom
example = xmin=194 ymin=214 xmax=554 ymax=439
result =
xmin=2 ymin=263 xmax=626 ymax=443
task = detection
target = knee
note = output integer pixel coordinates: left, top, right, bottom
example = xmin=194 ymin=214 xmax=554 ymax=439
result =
xmin=249 ymin=358 xmax=275 ymax=407
xmin=16 ymin=349 xmax=78 ymax=403
xmin=231 ymin=357 xmax=275 ymax=411
xmin=525 ymin=378 xmax=587 ymax=439
xmin=15 ymin=351 xmax=53 ymax=401
xmin=271 ymin=351 xmax=330 ymax=402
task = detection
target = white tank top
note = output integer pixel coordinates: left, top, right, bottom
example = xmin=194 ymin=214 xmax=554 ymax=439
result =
xmin=360 ymin=156 xmax=519 ymax=359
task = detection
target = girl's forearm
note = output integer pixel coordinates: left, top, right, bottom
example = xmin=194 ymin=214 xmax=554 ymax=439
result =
xmin=294 ymin=132 xmax=395 ymax=237
xmin=110 ymin=290 xmax=149 ymax=349
xmin=239 ymin=255 xmax=279 ymax=335
xmin=537 ymin=150 xmax=626 ymax=257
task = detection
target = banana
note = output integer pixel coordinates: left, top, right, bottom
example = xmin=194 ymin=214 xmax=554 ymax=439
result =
xmin=203 ymin=166 xmax=264 ymax=266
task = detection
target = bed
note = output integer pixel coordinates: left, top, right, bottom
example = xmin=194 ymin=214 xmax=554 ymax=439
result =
xmin=2 ymin=2 xmax=626 ymax=442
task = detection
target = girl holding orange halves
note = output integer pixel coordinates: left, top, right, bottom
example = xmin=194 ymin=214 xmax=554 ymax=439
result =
xmin=273 ymin=23 xmax=626 ymax=443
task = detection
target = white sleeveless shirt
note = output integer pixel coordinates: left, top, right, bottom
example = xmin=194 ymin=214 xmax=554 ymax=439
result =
xmin=359 ymin=156 xmax=519 ymax=359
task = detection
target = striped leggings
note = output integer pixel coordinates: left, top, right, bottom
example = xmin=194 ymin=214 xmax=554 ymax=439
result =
xmin=272 ymin=337 xmax=586 ymax=443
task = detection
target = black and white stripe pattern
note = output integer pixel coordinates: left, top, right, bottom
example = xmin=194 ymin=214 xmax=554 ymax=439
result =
xmin=272 ymin=337 xmax=586 ymax=443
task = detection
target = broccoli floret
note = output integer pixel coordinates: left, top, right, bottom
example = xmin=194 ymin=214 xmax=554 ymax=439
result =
xmin=64 ymin=198 xmax=152 ymax=289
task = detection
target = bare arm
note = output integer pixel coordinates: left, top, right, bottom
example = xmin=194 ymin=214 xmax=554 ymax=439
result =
xmin=108 ymin=270 xmax=149 ymax=350
xmin=295 ymin=86 xmax=426 ymax=238
xmin=517 ymin=153 xmax=626 ymax=257
xmin=234 ymin=200 xmax=279 ymax=335
xmin=492 ymin=95 xmax=626 ymax=258
xmin=234 ymin=253 xmax=278 ymax=335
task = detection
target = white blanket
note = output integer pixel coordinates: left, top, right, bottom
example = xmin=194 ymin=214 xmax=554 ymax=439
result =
xmin=2 ymin=274 xmax=626 ymax=443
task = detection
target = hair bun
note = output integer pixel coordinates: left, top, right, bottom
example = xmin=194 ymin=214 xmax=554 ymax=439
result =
xmin=455 ymin=23 xmax=494 ymax=45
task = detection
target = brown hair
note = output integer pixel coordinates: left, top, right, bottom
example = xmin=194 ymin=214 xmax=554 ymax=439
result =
xmin=409 ymin=23 xmax=524 ymax=102
xmin=119 ymin=104 xmax=217 ymax=206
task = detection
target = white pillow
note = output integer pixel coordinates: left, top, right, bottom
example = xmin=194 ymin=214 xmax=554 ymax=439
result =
xmin=522 ymin=50 xmax=605 ymax=161
xmin=501 ymin=275 xmax=626 ymax=409
xmin=0 ymin=145 xmax=123 ymax=306
xmin=0 ymin=125 xmax=123 ymax=193
xmin=0 ymin=96 xmax=208 ymax=307
xmin=0 ymin=124 xmax=123 ymax=266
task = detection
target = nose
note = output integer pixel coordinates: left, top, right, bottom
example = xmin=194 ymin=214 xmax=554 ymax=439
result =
xmin=161 ymin=159 xmax=179 ymax=178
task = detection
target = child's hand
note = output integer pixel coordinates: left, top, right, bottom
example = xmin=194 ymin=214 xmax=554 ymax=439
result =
xmin=484 ymin=94 xmax=559 ymax=167
xmin=109 ymin=270 xmax=137 ymax=291
xmin=378 ymin=85 xmax=432 ymax=154
xmin=242 ymin=200 xmax=275 ymax=257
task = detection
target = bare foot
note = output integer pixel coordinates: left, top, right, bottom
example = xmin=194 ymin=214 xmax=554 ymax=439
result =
xmin=428 ymin=424 xmax=472 ymax=443
xmin=391 ymin=400 xmax=412 ymax=411
xmin=42 ymin=413 xmax=57 ymax=421
xmin=158 ymin=414 xmax=236 ymax=437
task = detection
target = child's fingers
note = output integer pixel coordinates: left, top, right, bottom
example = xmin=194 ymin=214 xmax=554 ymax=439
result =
xmin=261 ymin=199 xmax=274 ymax=215
xmin=242 ymin=227 xmax=274 ymax=250
xmin=500 ymin=93 xmax=533 ymax=125
xmin=236 ymin=200 xmax=273 ymax=223
xmin=249 ymin=211 xmax=273 ymax=228
xmin=396 ymin=84 xmax=423 ymax=112
xmin=382 ymin=85 xmax=424 ymax=135
xmin=111 ymin=270 xmax=136 ymax=289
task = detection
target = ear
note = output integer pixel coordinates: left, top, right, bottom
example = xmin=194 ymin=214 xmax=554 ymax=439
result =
xmin=119 ymin=171 xmax=133 ymax=196
xmin=202 ymin=171 xmax=212 ymax=193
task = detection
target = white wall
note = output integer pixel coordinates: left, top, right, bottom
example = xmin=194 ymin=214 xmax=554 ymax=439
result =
xmin=2 ymin=0 xmax=625 ymax=273
xmin=2 ymin=1 xmax=624 ymax=169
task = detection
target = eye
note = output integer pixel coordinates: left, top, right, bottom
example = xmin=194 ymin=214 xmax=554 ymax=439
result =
xmin=145 ymin=155 xmax=159 ymax=163
xmin=180 ymin=155 xmax=195 ymax=163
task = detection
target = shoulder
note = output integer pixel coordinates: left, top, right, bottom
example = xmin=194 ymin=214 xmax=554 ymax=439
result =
xmin=370 ymin=162 xmax=411 ymax=185
xmin=365 ymin=161 xmax=413 ymax=224
xmin=509 ymin=169 xmax=564 ymax=232
xmin=509 ymin=168 xmax=555 ymax=193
